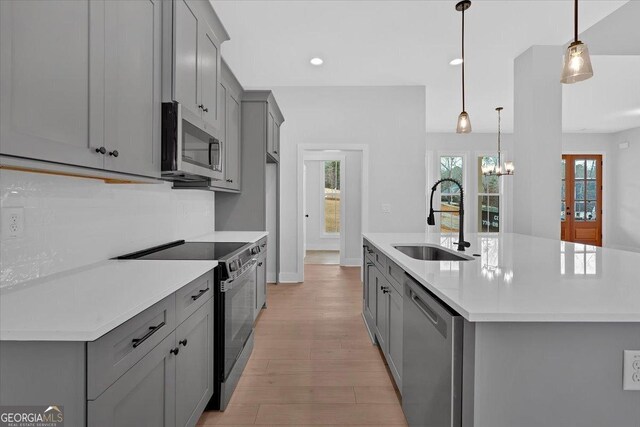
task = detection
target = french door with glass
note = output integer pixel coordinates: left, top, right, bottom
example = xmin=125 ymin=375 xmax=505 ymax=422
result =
xmin=561 ymin=155 xmax=602 ymax=246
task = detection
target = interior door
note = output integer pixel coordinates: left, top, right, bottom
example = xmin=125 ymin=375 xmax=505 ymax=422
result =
xmin=561 ymin=155 xmax=602 ymax=246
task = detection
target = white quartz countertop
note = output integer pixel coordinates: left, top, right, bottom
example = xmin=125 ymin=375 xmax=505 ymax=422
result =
xmin=364 ymin=232 xmax=640 ymax=322
xmin=188 ymin=230 xmax=268 ymax=243
xmin=0 ymin=260 xmax=217 ymax=341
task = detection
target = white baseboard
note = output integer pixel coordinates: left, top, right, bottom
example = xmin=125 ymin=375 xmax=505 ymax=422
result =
xmin=278 ymin=272 xmax=302 ymax=283
xmin=341 ymin=258 xmax=361 ymax=267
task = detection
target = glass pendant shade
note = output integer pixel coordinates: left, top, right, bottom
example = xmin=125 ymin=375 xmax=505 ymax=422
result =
xmin=456 ymin=111 xmax=471 ymax=134
xmin=504 ymin=161 xmax=515 ymax=174
xmin=561 ymin=41 xmax=593 ymax=84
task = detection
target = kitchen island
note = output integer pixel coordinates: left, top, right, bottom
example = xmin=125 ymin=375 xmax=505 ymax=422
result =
xmin=363 ymin=232 xmax=640 ymax=427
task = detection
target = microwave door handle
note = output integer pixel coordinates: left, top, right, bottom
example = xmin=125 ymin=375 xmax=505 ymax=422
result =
xmin=208 ymin=140 xmax=213 ymax=167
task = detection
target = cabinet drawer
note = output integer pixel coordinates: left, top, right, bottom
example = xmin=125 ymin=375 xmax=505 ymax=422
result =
xmin=385 ymin=259 xmax=405 ymax=295
xmin=365 ymin=243 xmax=386 ymax=272
xmin=175 ymin=270 xmax=214 ymax=324
xmin=87 ymin=294 xmax=176 ymax=400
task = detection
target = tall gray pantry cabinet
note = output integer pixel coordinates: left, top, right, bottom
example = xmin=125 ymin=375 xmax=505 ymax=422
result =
xmin=215 ymin=91 xmax=284 ymax=283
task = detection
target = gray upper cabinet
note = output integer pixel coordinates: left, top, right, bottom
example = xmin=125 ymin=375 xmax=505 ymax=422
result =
xmin=102 ymin=0 xmax=161 ymax=177
xmin=167 ymin=0 xmax=228 ymax=136
xmin=0 ymin=0 xmax=101 ymax=169
xmin=175 ymin=299 xmax=214 ymax=427
xmin=242 ymin=91 xmax=284 ymax=164
xmin=88 ymin=331 xmax=177 ymax=427
xmin=214 ymin=59 xmax=243 ymax=192
xmin=0 ymin=0 xmax=161 ymax=178
xmin=172 ymin=0 xmax=200 ymax=120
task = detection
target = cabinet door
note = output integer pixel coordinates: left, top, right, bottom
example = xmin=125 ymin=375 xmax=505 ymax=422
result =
xmin=175 ymin=299 xmax=214 ymax=427
xmin=200 ymin=26 xmax=221 ymax=131
xmin=375 ymin=270 xmax=389 ymax=352
xmin=365 ymin=262 xmax=377 ymax=327
xmin=266 ymin=112 xmax=275 ymax=155
xmin=173 ymin=0 xmax=200 ymax=120
xmin=88 ymin=332 xmax=177 ymax=427
xmin=225 ymin=92 xmax=241 ymax=189
xmin=255 ymin=257 xmax=267 ymax=320
xmin=0 ymin=0 xmax=102 ymax=169
xmin=387 ymin=284 xmax=403 ymax=390
xmin=274 ymin=122 xmax=281 ymax=158
xmin=102 ymin=0 xmax=161 ymax=177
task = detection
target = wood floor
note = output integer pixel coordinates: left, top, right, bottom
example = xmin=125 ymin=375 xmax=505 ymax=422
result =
xmin=304 ymin=250 xmax=340 ymax=265
xmin=197 ymin=265 xmax=407 ymax=426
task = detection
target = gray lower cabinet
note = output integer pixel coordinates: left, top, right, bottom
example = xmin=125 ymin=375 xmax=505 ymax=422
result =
xmin=89 ymin=296 xmax=213 ymax=427
xmin=175 ymin=299 xmax=214 ymax=427
xmin=362 ymin=239 xmax=403 ymax=392
xmin=255 ymin=251 xmax=267 ymax=320
xmin=88 ymin=331 xmax=177 ymax=427
xmin=0 ymin=0 xmax=162 ymax=178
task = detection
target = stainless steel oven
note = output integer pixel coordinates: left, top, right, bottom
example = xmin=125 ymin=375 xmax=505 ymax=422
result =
xmin=162 ymin=101 xmax=223 ymax=182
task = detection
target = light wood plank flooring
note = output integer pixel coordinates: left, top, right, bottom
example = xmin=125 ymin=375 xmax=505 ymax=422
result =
xmin=304 ymin=250 xmax=340 ymax=265
xmin=198 ymin=265 xmax=406 ymax=426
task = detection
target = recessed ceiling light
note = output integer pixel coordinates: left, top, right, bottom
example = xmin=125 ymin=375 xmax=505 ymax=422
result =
xmin=310 ymin=57 xmax=324 ymax=66
xmin=449 ymin=58 xmax=463 ymax=66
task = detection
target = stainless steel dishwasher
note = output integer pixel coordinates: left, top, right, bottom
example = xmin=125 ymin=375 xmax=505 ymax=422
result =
xmin=403 ymin=274 xmax=463 ymax=427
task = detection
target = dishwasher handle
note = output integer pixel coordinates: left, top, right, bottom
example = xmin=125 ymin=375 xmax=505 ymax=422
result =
xmin=410 ymin=289 xmax=439 ymax=325
xmin=405 ymin=276 xmax=451 ymax=339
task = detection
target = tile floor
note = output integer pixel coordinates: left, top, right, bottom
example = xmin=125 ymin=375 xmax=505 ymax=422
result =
xmin=197 ymin=265 xmax=407 ymax=426
xmin=304 ymin=250 xmax=340 ymax=265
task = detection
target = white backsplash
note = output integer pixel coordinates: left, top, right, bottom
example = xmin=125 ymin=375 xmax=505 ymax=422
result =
xmin=0 ymin=170 xmax=215 ymax=289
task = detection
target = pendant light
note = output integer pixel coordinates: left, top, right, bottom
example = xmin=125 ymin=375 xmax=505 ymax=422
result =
xmin=561 ymin=0 xmax=593 ymax=84
xmin=455 ymin=0 xmax=472 ymax=133
xmin=482 ymin=107 xmax=514 ymax=177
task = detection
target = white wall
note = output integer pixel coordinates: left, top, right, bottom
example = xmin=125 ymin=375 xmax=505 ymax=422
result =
xmin=609 ymin=127 xmax=640 ymax=252
xmin=304 ymin=160 xmax=339 ymax=251
xmin=0 ymin=170 xmax=215 ymax=289
xmin=274 ymin=86 xmax=426 ymax=281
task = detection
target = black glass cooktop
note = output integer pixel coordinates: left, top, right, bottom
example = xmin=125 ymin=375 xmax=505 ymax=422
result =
xmin=117 ymin=241 xmax=248 ymax=261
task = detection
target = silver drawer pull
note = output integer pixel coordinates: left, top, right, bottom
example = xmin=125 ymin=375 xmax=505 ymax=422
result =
xmin=191 ymin=287 xmax=209 ymax=301
xmin=131 ymin=321 xmax=165 ymax=348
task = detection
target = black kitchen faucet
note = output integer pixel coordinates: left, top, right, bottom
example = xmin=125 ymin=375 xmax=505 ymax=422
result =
xmin=427 ymin=178 xmax=471 ymax=252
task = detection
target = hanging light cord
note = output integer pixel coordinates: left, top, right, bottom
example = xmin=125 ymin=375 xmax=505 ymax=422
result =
xmin=461 ymin=6 xmax=466 ymax=111
xmin=497 ymin=108 xmax=502 ymax=167
xmin=574 ymin=0 xmax=579 ymax=43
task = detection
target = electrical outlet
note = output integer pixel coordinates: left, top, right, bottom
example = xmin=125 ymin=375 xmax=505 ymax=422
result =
xmin=623 ymin=350 xmax=640 ymax=391
xmin=2 ymin=207 xmax=25 ymax=238
xmin=381 ymin=204 xmax=391 ymax=214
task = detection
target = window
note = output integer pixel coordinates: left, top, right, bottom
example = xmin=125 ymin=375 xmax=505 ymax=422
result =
xmin=439 ymin=156 xmax=463 ymax=233
xmin=323 ymin=160 xmax=340 ymax=233
xmin=478 ymin=156 xmax=500 ymax=232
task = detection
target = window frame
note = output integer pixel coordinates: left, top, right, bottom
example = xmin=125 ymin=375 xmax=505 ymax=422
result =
xmin=321 ymin=159 xmax=343 ymax=237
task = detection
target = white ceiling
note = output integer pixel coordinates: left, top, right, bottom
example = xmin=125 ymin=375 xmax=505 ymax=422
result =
xmin=211 ymin=0 xmax=633 ymax=133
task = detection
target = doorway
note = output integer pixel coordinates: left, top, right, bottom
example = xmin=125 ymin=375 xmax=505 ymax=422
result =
xmin=561 ymin=155 xmax=603 ymax=246
xmin=297 ymin=145 xmax=368 ymax=282
xmin=303 ymin=157 xmax=344 ymax=265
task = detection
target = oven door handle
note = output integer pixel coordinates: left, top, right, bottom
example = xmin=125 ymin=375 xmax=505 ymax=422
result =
xmin=221 ymin=259 xmax=258 ymax=292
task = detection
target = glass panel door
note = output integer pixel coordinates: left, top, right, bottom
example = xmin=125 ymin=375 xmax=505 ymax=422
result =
xmin=561 ymin=155 xmax=602 ymax=246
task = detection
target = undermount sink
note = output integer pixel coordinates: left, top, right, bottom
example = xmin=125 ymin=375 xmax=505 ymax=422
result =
xmin=393 ymin=244 xmax=474 ymax=261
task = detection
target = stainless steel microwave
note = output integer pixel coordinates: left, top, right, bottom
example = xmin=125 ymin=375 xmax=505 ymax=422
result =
xmin=161 ymin=102 xmax=223 ymax=182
